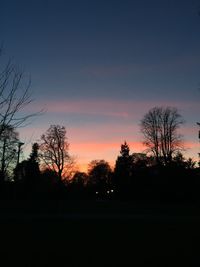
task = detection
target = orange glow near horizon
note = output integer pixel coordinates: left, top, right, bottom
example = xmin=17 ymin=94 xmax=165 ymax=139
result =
xmin=70 ymin=141 xmax=200 ymax=172
xmin=19 ymin=125 xmax=200 ymax=173
xmin=18 ymin=98 xmax=200 ymax=173
xmin=70 ymin=141 xmax=147 ymax=172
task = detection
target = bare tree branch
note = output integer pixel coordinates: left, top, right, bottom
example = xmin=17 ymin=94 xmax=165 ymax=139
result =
xmin=140 ymin=106 xmax=184 ymax=165
xmin=0 ymin=53 xmax=43 ymax=137
xmin=39 ymin=125 xmax=71 ymax=181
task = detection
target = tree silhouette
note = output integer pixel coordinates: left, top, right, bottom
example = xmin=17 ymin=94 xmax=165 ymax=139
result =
xmin=140 ymin=106 xmax=184 ymax=165
xmin=27 ymin=143 xmax=40 ymax=179
xmin=39 ymin=125 xmax=70 ymax=181
xmin=72 ymin=171 xmax=88 ymax=187
xmin=172 ymin=152 xmax=196 ymax=170
xmin=0 ymin=125 xmax=19 ymax=181
xmin=67 ymin=171 xmax=88 ymax=199
xmin=114 ymin=142 xmax=133 ymax=198
xmin=88 ymin=160 xmax=112 ymax=197
xmin=196 ymin=122 xmax=200 ymax=166
xmin=29 ymin=143 xmax=39 ymax=162
xmin=0 ymin=49 xmax=42 ymax=138
xmin=14 ymin=143 xmax=40 ymax=182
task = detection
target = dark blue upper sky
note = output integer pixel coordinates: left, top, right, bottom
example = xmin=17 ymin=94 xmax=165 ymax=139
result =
xmin=1 ymin=0 xmax=200 ymax=166
xmin=1 ymin=0 xmax=200 ymax=100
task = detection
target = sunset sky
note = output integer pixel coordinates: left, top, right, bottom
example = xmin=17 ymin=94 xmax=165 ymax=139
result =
xmin=1 ymin=0 xmax=200 ymax=171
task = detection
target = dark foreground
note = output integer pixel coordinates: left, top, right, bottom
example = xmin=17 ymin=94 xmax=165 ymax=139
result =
xmin=0 ymin=200 xmax=200 ymax=266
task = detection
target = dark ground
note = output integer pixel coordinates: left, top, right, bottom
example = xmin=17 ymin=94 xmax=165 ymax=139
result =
xmin=0 ymin=200 xmax=200 ymax=266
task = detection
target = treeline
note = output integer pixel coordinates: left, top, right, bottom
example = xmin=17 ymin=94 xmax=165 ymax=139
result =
xmin=0 ymin=92 xmax=199 ymax=204
xmin=0 ymin=49 xmax=200 ymax=204
xmin=0 ymin=138 xmax=199 ymax=204
xmin=67 ymin=142 xmax=200 ymax=203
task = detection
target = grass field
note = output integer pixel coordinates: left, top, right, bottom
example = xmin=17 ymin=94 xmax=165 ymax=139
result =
xmin=0 ymin=200 xmax=200 ymax=266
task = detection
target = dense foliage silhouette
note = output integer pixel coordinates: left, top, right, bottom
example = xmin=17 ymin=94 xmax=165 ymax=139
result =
xmin=0 ymin=138 xmax=198 ymax=205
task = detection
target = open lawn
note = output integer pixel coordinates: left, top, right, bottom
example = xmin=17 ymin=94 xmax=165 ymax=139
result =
xmin=0 ymin=200 xmax=200 ymax=266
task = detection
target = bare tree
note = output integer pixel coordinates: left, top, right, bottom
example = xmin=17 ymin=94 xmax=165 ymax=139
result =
xmin=0 ymin=125 xmax=19 ymax=180
xmin=62 ymin=155 xmax=77 ymax=182
xmin=0 ymin=49 xmax=42 ymax=137
xmin=39 ymin=125 xmax=70 ymax=181
xmin=140 ymin=107 xmax=184 ymax=165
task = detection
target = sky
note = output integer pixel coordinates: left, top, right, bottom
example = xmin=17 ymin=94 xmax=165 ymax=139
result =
xmin=1 ymin=0 xmax=200 ymax=171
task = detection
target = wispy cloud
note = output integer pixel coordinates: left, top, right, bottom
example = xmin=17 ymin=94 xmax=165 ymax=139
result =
xmin=33 ymin=100 xmax=131 ymax=119
xmin=80 ymin=54 xmax=200 ymax=78
xmin=27 ymin=98 xmax=200 ymax=120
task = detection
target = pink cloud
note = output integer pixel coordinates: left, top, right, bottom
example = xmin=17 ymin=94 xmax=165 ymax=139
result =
xmin=25 ymin=98 xmax=200 ymax=124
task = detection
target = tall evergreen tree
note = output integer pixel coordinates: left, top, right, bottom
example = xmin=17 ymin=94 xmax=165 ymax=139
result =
xmin=14 ymin=143 xmax=40 ymax=182
xmin=114 ymin=142 xmax=133 ymax=198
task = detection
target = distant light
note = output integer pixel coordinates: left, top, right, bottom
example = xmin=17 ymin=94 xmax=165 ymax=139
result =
xmin=96 ymin=191 xmax=98 ymax=194
xmin=111 ymin=189 xmax=114 ymax=193
xmin=107 ymin=190 xmax=110 ymax=194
